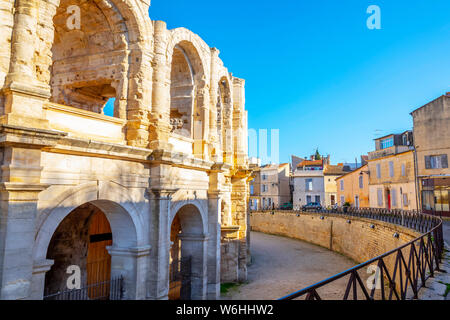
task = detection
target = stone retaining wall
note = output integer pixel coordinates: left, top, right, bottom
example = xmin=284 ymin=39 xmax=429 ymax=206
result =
xmin=250 ymin=211 xmax=422 ymax=267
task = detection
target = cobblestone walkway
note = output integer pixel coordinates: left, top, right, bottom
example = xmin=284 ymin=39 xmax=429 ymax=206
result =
xmin=221 ymin=232 xmax=359 ymax=300
xmin=418 ymin=220 xmax=450 ymax=300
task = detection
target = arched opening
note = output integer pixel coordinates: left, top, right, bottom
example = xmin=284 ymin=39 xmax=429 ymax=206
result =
xmin=169 ymin=41 xmax=206 ymax=143
xmin=44 ymin=203 xmax=114 ymax=300
xmin=169 ymin=204 xmax=206 ymax=300
xmin=170 ymin=45 xmax=195 ymax=138
xmin=41 ymin=0 xmax=129 ymax=118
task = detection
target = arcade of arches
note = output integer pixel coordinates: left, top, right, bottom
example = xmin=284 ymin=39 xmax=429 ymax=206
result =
xmin=0 ymin=0 xmax=250 ymax=300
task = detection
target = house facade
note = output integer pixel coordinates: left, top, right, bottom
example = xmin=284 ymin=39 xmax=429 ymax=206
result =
xmin=368 ymin=143 xmax=417 ymax=210
xmin=0 ymin=1 xmax=250 ymax=300
xmin=249 ymin=163 xmax=290 ymax=210
xmin=324 ymin=165 xmax=348 ymax=207
xmin=411 ymin=93 xmax=450 ymax=216
xmin=336 ymin=164 xmax=370 ymax=208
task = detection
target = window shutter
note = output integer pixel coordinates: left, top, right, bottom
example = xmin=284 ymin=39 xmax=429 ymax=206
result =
xmin=441 ymin=154 xmax=448 ymax=169
xmin=377 ymin=189 xmax=383 ymax=207
xmin=391 ymin=189 xmax=397 ymax=207
xmin=425 ymin=156 xmax=431 ymax=169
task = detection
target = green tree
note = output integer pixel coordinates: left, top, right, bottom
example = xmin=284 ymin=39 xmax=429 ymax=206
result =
xmin=314 ymin=148 xmax=321 ymax=160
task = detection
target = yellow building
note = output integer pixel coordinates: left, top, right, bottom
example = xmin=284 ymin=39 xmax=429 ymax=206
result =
xmin=324 ymin=165 xmax=348 ymax=207
xmin=336 ymin=164 xmax=370 ymax=208
xmin=368 ymin=150 xmax=418 ymax=210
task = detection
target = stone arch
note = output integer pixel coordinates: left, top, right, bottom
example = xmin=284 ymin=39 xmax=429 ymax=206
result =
xmin=217 ymin=75 xmax=233 ymax=162
xmin=34 ymin=182 xmax=145 ymax=262
xmin=166 ymin=28 xmax=211 ymax=141
xmin=33 ymin=0 xmax=153 ymax=124
xmin=169 ymin=201 xmax=208 ymax=300
xmin=33 ymin=181 xmax=149 ymax=299
xmin=170 ymin=199 xmax=208 ymax=235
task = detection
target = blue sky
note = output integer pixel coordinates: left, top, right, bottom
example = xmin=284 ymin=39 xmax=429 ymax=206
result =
xmin=115 ymin=0 xmax=450 ymax=165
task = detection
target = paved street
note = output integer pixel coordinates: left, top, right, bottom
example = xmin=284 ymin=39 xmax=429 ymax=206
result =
xmin=222 ymin=232 xmax=359 ymax=300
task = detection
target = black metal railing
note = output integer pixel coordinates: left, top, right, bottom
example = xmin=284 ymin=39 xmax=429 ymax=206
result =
xmin=259 ymin=208 xmax=445 ymax=300
xmin=253 ymin=207 xmax=440 ymax=234
xmin=44 ymin=275 xmax=124 ymax=300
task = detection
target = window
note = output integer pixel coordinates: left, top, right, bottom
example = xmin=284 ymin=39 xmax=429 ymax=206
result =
xmin=359 ymin=175 xmax=363 ymax=189
xmin=403 ymin=194 xmax=409 ymax=207
xmin=261 ymin=184 xmax=268 ymax=193
xmin=391 ymin=188 xmax=397 ymax=207
xmin=306 ymin=179 xmax=313 ymax=191
xmin=381 ymin=137 xmax=394 ymax=149
xmin=340 ymin=196 xmax=345 ymax=206
xmin=340 ymin=179 xmax=344 ymax=191
xmin=376 ymin=164 xmax=381 ymax=179
xmin=250 ymin=184 xmax=254 ymax=195
xmin=377 ymin=188 xmax=383 ymax=207
xmin=262 ymin=174 xmax=267 ymax=181
xmin=355 ymin=196 xmax=360 ymax=208
xmin=306 ymin=195 xmax=312 ymax=204
xmin=262 ymin=198 xmax=266 ymax=208
xmin=425 ymin=155 xmax=449 ymax=169
xmin=401 ymin=163 xmax=406 ymax=176
xmin=315 ymin=195 xmax=320 ymax=204
xmin=389 ymin=161 xmax=394 ymax=177
xmin=331 ymin=195 xmax=335 ymax=205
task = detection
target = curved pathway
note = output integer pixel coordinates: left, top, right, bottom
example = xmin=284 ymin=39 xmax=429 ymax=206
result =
xmin=222 ymin=232 xmax=360 ymax=300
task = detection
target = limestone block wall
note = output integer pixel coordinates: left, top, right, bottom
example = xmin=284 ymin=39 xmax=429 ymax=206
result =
xmin=0 ymin=0 xmax=14 ymax=114
xmin=250 ymin=211 xmax=421 ymax=275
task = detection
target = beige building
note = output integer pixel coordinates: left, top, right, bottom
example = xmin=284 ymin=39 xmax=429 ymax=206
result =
xmin=324 ymin=165 xmax=348 ymax=207
xmin=249 ymin=163 xmax=291 ymax=210
xmin=411 ymin=93 xmax=450 ymax=216
xmin=0 ymin=1 xmax=250 ymax=300
xmin=336 ymin=164 xmax=370 ymax=208
xmin=368 ymin=139 xmax=417 ymax=210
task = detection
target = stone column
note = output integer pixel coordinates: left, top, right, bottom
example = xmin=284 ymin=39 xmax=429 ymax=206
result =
xmin=178 ymin=234 xmax=208 ymax=300
xmin=209 ymin=48 xmax=221 ymax=162
xmin=193 ymin=84 xmax=210 ymax=160
xmin=149 ymin=21 xmax=172 ymax=151
xmin=29 ymin=259 xmax=54 ymax=300
xmin=207 ymin=192 xmax=221 ymax=299
xmin=0 ymin=125 xmax=64 ymax=300
xmin=223 ymin=97 xmax=233 ymax=165
xmin=147 ymin=187 xmax=177 ymax=300
xmin=232 ymin=78 xmax=248 ymax=167
xmin=107 ymin=245 xmax=152 ymax=300
xmin=2 ymin=0 xmax=50 ymax=130
xmin=231 ymin=173 xmax=252 ymax=283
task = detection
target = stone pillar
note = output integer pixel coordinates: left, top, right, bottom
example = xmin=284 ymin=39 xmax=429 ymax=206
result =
xmin=149 ymin=21 xmax=172 ymax=151
xmin=178 ymin=234 xmax=208 ymax=300
xmin=0 ymin=0 xmax=14 ymax=114
xmin=147 ymin=187 xmax=177 ymax=300
xmin=29 ymin=259 xmax=54 ymax=300
xmin=206 ymin=192 xmax=221 ymax=299
xmin=0 ymin=125 xmax=64 ymax=300
xmin=0 ymin=184 xmax=49 ymax=300
xmin=125 ymin=47 xmax=153 ymax=147
xmin=223 ymin=95 xmax=233 ymax=165
xmin=2 ymin=0 xmax=50 ymax=130
xmin=231 ymin=173 xmax=252 ymax=283
xmin=193 ymin=85 xmax=210 ymax=160
xmin=232 ymin=78 xmax=248 ymax=167
xmin=209 ymin=48 xmax=222 ymax=162
xmin=107 ymin=245 xmax=152 ymax=300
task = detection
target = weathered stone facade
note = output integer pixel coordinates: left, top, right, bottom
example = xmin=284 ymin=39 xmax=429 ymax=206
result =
xmin=0 ymin=0 xmax=250 ymax=300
